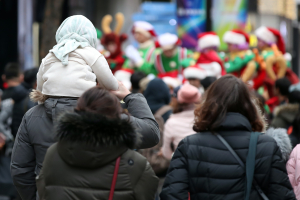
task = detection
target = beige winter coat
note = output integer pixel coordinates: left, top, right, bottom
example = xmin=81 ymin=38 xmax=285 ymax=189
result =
xmin=37 ymin=46 xmax=118 ymax=97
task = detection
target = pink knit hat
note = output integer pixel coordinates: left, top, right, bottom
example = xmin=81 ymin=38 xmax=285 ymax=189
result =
xmin=178 ymin=83 xmax=201 ymax=104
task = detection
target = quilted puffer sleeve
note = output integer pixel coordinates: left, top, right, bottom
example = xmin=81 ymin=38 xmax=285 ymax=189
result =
xmin=160 ymin=139 xmax=189 ymax=200
xmin=267 ymin=144 xmax=296 ymax=200
xmin=287 ymin=145 xmax=300 ymax=199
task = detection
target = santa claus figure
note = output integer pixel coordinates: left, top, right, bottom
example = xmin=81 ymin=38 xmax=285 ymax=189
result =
xmin=183 ymin=32 xmax=224 ymax=91
xmin=101 ymin=13 xmax=127 ymax=74
xmin=255 ymin=26 xmax=299 ymax=85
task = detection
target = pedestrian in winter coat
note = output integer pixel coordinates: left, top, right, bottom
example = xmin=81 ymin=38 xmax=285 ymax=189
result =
xmin=271 ymin=91 xmax=300 ymax=148
xmin=287 ymin=144 xmax=300 ymax=199
xmin=36 ymin=86 xmax=158 ymax=200
xmin=11 ymin=15 xmax=160 ymax=200
xmin=144 ymin=78 xmax=172 ymax=122
xmin=160 ymin=75 xmax=295 ymax=200
xmin=162 ymin=83 xmax=200 ymax=160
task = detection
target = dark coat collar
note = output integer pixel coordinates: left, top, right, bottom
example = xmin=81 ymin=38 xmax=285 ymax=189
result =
xmin=55 ymin=111 xmax=141 ymax=169
xmin=216 ymin=112 xmax=252 ymax=132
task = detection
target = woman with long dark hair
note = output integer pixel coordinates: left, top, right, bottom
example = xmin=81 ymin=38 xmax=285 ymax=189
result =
xmin=36 ymin=85 xmax=158 ymax=200
xmin=160 ymin=75 xmax=295 ymax=200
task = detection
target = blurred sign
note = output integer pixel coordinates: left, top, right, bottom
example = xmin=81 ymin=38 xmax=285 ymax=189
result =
xmin=212 ymin=0 xmax=248 ymax=50
xmin=258 ymin=0 xmax=296 ymax=20
xmin=176 ymin=0 xmax=206 ymax=48
xmin=132 ymin=2 xmax=177 ymax=36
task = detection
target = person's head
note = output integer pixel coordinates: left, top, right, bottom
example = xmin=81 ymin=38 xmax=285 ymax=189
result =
xmin=275 ymin=78 xmax=291 ymax=102
xmin=130 ymin=71 xmax=146 ymax=93
xmin=288 ymin=91 xmax=300 ymax=104
xmin=53 ymin=15 xmax=97 ymax=66
xmin=2 ymin=63 xmax=23 ymax=86
xmin=188 ymin=78 xmax=201 ymax=89
xmin=24 ymin=68 xmax=39 ymax=89
xmin=144 ymin=78 xmax=171 ymax=113
xmin=223 ymin=30 xmax=249 ymax=52
xmin=255 ymin=26 xmax=285 ymax=53
xmin=197 ymin=32 xmax=220 ymax=52
xmin=76 ymin=86 xmax=123 ymax=119
xmin=157 ymin=33 xmax=180 ymax=58
xmin=200 ymin=76 xmax=217 ymax=91
xmin=193 ymin=75 xmax=264 ymax=132
xmin=132 ymin=21 xmax=156 ymax=44
xmin=172 ymin=84 xmax=200 ymax=114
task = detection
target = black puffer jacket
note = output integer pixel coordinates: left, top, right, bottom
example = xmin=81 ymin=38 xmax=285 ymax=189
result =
xmin=160 ymin=113 xmax=295 ymax=200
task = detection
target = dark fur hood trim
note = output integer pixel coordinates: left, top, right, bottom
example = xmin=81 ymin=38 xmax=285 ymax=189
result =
xmin=56 ymin=111 xmax=140 ymax=149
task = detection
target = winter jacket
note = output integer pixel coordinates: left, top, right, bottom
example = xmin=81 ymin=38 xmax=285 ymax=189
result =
xmin=2 ymin=83 xmax=30 ymax=137
xmin=36 ymin=109 xmax=158 ymax=200
xmin=162 ymin=105 xmax=196 ymax=160
xmin=11 ymin=93 xmax=160 ymax=200
xmin=271 ymin=103 xmax=299 ymax=129
xmin=144 ymin=78 xmax=172 ymax=122
xmin=37 ymin=47 xmax=118 ymax=98
xmin=287 ymin=144 xmax=300 ymax=199
xmin=160 ymin=112 xmax=295 ymax=200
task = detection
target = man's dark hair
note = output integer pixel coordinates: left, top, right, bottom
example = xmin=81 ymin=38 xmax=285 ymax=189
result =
xmin=24 ymin=68 xmax=39 ymax=86
xmin=275 ymin=78 xmax=291 ymax=96
xmin=4 ymin=63 xmax=21 ymax=80
xmin=288 ymin=91 xmax=300 ymax=104
xmin=200 ymin=76 xmax=217 ymax=90
xmin=130 ymin=71 xmax=147 ymax=93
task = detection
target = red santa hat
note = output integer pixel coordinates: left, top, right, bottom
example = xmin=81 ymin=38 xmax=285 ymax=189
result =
xmin=255 ymin=26 xmax=285 ymax=54
xmin=132 ymin=21 xmax=156 ymax=38
xmin=155 ymin=33 xmax=181 ymax=50
xmin=223 ymin=29 xmax=249 ymax=45
xmin=198 ymin=32 xmax=220 ymax=50
xmin=183 ymin=65 xmax=207 ymax=80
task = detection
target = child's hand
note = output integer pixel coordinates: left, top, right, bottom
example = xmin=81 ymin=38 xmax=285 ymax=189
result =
xmin=110 ymin=81 xmax=131 ymax=100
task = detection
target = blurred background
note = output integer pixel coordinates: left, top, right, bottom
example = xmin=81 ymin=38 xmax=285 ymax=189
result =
xmin=0 ymin=0 xmax=299 ymax=87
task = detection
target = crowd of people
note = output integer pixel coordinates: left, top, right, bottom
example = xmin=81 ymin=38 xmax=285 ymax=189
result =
xmin=0 ymin=14 xmax=300 ymax=200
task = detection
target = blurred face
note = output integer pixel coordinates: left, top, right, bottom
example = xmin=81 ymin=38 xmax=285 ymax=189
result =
xmin=106 ymin=42 xmax=117 ymax=54
xmin=163 ymin=46 xmax=177 ymax=58
xmin=257 ymin=38 xmax=269 ymax=50
xmin=134 ymin=32 xmax=150 ymax=44
xmin=227 ymin=43 xmax=239 ymax=52
xmin=188 ymin=78 xmax=201 ymax=89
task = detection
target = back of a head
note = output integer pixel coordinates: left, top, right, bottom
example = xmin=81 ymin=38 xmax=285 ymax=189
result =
xmin=130 ymin=71 xmax=146 ymax=92
xmin=24 ymin=68 xmax=39 ymax=86
xmin=275 ymin=78 xmax=291 ymax=96
xmin=76 ymin=86 xmax=122 ymax=119
xmin=4 ymin=63 xmax=21 ymax=80
xmin=193 ymin=75 xmax=263 ymax=132
xmin=200 ymin=76 xmax=217 ymax=90
xmin=288 ymin=91 xmax=300 ymax=104
xmin=144 ymin=78 xmax=171 ymax=105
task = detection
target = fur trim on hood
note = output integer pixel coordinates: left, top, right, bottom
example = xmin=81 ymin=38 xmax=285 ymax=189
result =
xmin=266 ymin=128 xmax=292 ymax=161
xmin=274 ymin=103 xmax=299 ymax=117
xmin=56 ymin=111 xmax=141 ymax=149
xmin=30 ymin=90 xmax=49 ymax=103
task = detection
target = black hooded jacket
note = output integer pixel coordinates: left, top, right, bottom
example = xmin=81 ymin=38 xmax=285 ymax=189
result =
xmin=160 ymin=113 xmax=295 ymax=200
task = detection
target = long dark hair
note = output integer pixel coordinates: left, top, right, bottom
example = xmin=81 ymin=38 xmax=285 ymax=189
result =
xmin=76 ymin=86 xmax=123 ymax=119
xmin=193 ymin=75 xmax=264 ymax=132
